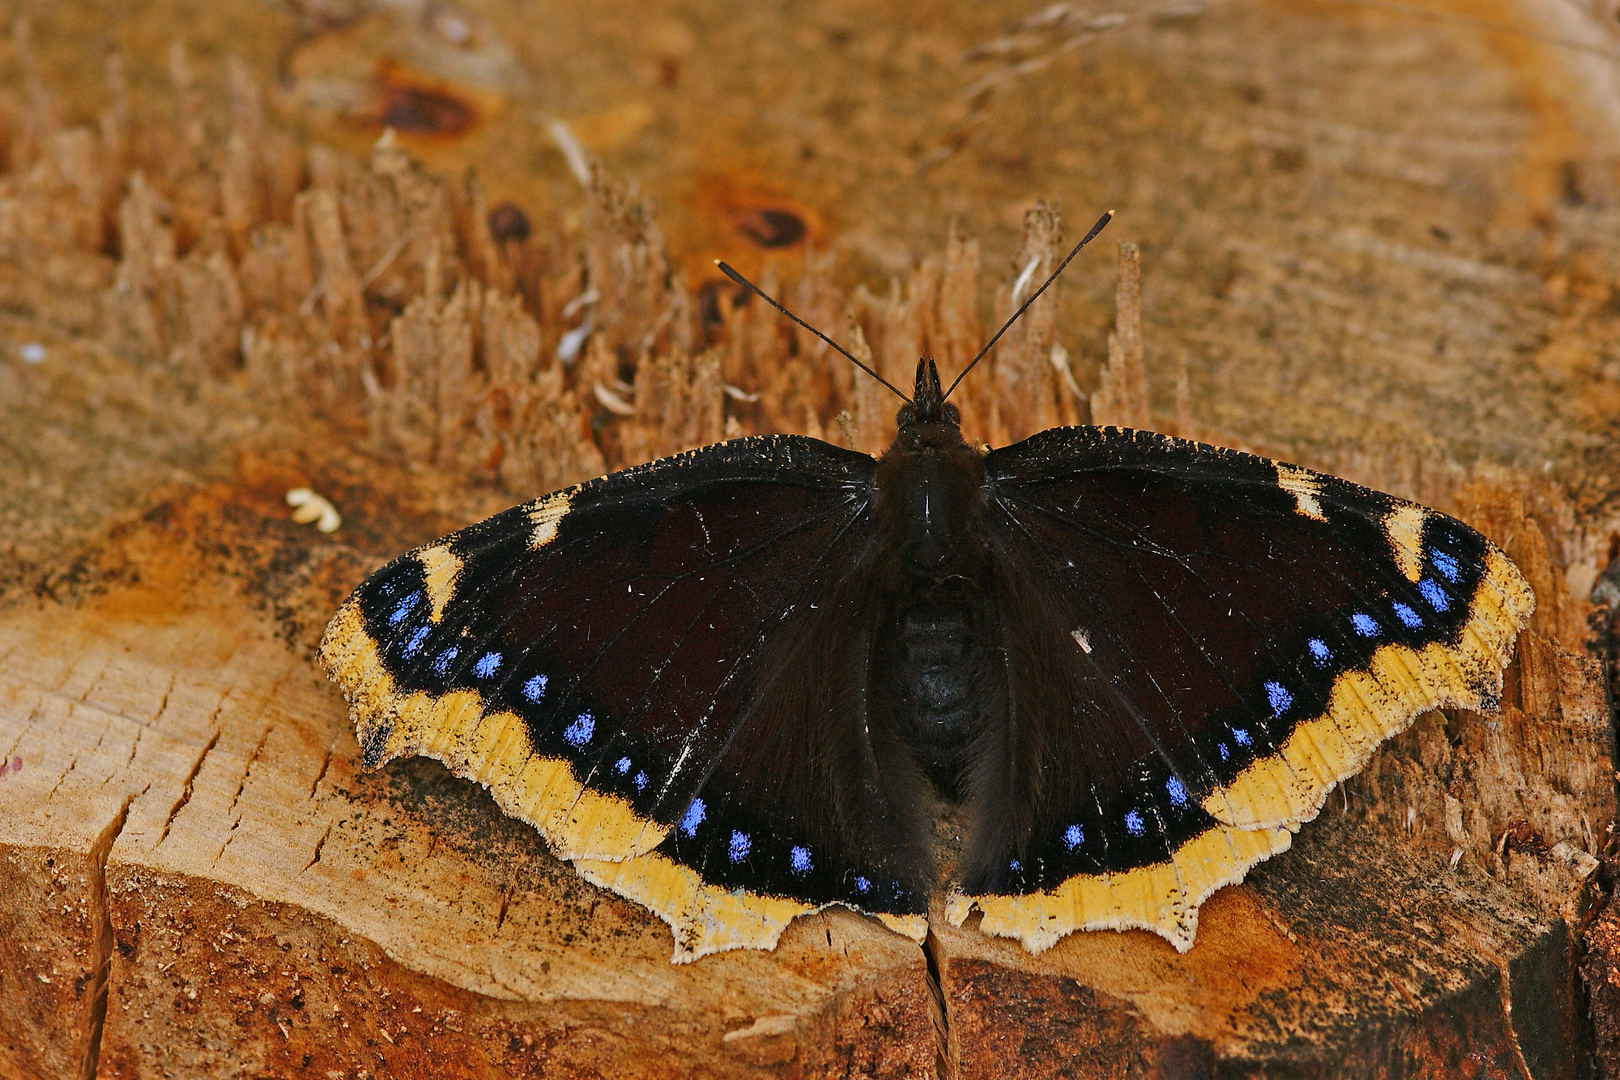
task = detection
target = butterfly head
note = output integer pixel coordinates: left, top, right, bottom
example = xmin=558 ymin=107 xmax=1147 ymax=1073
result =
xmin=896 ymin=356 xmax=960 ymax=432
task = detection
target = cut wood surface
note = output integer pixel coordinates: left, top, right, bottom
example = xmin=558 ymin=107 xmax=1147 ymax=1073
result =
xmin=4 ymin=0 xmax=1620 ymax=1077
xmin=0 ymin=455 xmax=1606 ymax=1077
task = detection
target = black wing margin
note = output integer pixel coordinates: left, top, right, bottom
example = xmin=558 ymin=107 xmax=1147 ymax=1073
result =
xmin=320 ymin=435 xmax=932 ymax=960
xmin=950 ymin=427 xmax=1533 ymax=953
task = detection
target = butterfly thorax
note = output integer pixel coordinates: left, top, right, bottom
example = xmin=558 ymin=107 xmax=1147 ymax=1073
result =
xmin=870 ymin=357 xmax=997 ymax=800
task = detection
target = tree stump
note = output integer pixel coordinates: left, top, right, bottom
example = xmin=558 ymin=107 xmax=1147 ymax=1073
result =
xmin=3 ymin=0 xmax=1620 ymax=1076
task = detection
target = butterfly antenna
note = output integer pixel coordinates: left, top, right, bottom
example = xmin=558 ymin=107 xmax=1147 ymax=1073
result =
xmin=714 ymin=260 xmax=912 ymax=404
xmin=943 ymin=209 xmax=1114 ymax=401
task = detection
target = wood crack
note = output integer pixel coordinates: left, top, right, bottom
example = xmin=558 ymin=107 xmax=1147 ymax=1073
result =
xmin=148 ymin=672 xmax=176 ymax=726
xmin=308 ymin=738 xmax=335 ymax=800
xmin=301 ymin=824 xmax=332 ymax=873
xmin=121 ymin=727 xmax=142 ymax=770
xmin=46 ymin=752 xmax=78 ymax=800
xmin=157 ymin=729 xmax=219 ymax=845
xmin=225 ymin=726 xmax=271 ymax=820
xmin=213 ymin=726 xmax=271 ymax=868
xmin=495 ymin=876 xmax=516 ymax=932
xmin=80 ymin=786 xmax=145 ymax=1080
xmin=922 ymin=929 xmax=954 ymax=1080
xmin=1488 ymin=950 xmax=1536 ymax=1080
xmin=2 ymin=701 xmax=39 ymax=764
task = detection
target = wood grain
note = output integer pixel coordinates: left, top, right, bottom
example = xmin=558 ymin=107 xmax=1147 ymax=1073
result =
xmin=3 ymin=0 xmax=1620 ymax=1076
xmin=0 ymin=442 xmax=1603 ymax=1078
xmin=0 ymin=483 xmax=938 ymax=1079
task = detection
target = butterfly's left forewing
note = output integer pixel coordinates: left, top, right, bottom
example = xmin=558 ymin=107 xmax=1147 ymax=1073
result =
xmin=953 ymin=426 xmax=1533 ymax=953
xmin=320 ymin=435 xmax=931 ymax=960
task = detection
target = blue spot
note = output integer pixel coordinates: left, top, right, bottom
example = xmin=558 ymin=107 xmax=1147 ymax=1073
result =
xmin=1064 ymin=824 xmax=1085 ymax=850
xmin=1431 ymin=549 xmax=1460 ymax=583
xmin=1124 ymin=810 xmax=1145 ymax=837
xmin=522 ymin=674 xmax=547 ymax=702
xmin=1233 ymin=728 xmax=1252 ymax=747
xmin=431 ymin=646 xmax=458 ymax=676
xmin=388 ymin=592 xmax=420 ymax=627
xmin=679 ymin=798 xmax=705 ymax=837
xmin=614 ymin=757 xmax=631 ymax=775
xmin=1393 ymin=601 xmax=1422 ymax=629
xmin=855 ymin=876 xmax=871 ymax=894
xmin=1308 ymin=638 xmax=1331 ymax=665
xmin=1167 ymin=777 xmax=1188 ymax=807
xmin=1219 ymin=742 xmax=1230 ymax=761
xmin=1352 ymin=613 xmax=1380 ymax=637
xmin=728 ymin=830 xmax=751 ymax=862
xmin=789 ymin=845 xmax=813 ymax=874
xmin=1265 ymin=681 xmax=1292 ymax=717
xmin=402 ymin=625 xmax=431 ymax=658
xmin=633 ymin=771 xmax=648 ymax=791
xmin=1009 ymin=859 xmax=1022 ymax=872
xmin=474 ymin=651 xmax=502 ymax=678
xmin=1419 ymin=579 xmax=1450 ymax=611
xmin=563 ymin=712 xmax=594 ymax=748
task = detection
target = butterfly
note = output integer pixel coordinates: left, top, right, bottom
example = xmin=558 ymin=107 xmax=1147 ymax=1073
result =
xmin=319 ymin=212 xmax=1533 ymax=962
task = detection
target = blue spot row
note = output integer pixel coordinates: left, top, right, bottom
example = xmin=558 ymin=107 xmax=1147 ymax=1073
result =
xmin=431 ymin=646 xmax=459 ymax=676
xmin=674 ymin=799 xmax=822 ymax=879
xmin=523 ymin=674 xmax=547 ymax=702
xmin=1218 ymin=544 xmax=1471 ymax=792
xmin=1055 ymin=789 xmax=1197 ymax=858
xmin=474 ymin=651 xmax=502 ymax=678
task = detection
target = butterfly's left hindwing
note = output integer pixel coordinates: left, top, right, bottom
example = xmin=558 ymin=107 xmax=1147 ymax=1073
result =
xmin=320 ymin=435 xmax=931 ymax=960
xmin=952 ymin=427 xmax=1533 ymax=953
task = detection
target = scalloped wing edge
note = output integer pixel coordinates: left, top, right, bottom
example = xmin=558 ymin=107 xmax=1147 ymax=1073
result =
xmin=948 ymin=547 xmax=1532 ymax=956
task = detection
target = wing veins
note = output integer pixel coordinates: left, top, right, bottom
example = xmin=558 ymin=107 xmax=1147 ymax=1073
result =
xmin=987 ymin=500 xmax=1207 ymax=792
xmin=663 ymin=496 xmax=880 ymax=807
xmin=571 ymin=495 xmax=863 ymax=682
xmin=989 ymin=497 xmax=1258 ymax=797
xmin=559 ymin=490 xmax=877 ymax=819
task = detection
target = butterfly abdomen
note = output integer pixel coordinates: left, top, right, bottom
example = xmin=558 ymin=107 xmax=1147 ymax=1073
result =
xmin=875 ymin=593 xmax=995 ymax=802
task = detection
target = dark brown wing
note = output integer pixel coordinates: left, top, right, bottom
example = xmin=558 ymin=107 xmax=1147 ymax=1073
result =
xmin=951 ymin=426 xmax=1532 ymax=953
xmin=320 ymin=435 xmax=931 ymax=960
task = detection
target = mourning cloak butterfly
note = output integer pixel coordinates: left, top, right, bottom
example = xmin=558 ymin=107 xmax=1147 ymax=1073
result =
xmin=320 ymin=214 xmax=1532 ymax=962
